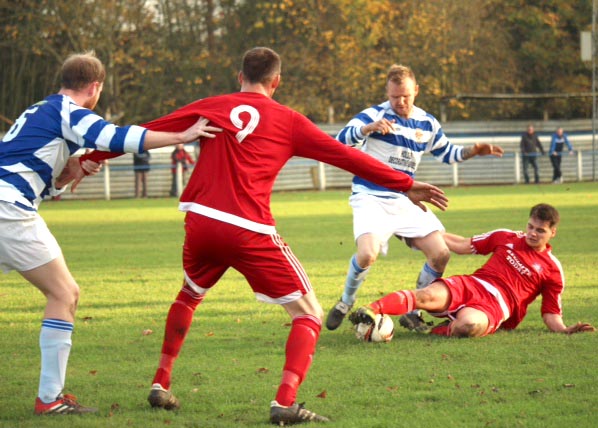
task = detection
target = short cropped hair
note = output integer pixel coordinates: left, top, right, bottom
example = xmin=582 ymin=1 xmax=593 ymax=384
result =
xmin=387 ymin=64 xmax=416 ymax=86
xmin=241 ymin=47 xmax=281 ymax=85
xmin=61 ymin=51 xmax=106 ymax=90
xmin=530 ymin=203 xmax=560 ymax=228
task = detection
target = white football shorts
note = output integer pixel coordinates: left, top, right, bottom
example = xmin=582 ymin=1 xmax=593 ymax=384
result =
xmin=0 ymin=201 xmax=61 ymax=273
xmin=350 ymin=192 xmax=445 ymax=255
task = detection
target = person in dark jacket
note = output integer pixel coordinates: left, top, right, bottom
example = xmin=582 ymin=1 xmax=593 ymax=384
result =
xmin=520 ymin=124 xmax=544 ymax=184
xmin=133 ymin=151 xmax=151 ymax=198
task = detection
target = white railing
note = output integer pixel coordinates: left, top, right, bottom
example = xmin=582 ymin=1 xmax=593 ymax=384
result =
xmin=46 ymin=127 xmax=597 ymax=201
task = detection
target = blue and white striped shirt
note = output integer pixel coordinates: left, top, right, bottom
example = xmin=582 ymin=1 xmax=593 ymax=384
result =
xmin=337 ymin=101 xmax=464 ymax=197
xmin=0 ymin=94 xmax=147 ymax=211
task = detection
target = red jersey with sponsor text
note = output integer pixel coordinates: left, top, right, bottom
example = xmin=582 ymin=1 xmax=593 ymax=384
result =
xmin=469 ymin=229 xmax=564 ymax=330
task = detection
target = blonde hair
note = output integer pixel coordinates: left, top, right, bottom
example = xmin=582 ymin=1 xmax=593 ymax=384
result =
xmin=386 ymin=64 xmax=416 ymax=86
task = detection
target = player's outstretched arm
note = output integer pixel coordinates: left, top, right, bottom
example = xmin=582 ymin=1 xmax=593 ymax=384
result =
xmin=462 ymin=143 xmax=504 ymax=159
xmin=66 ymin=116 xmax=222 ymax=187
xmin=406 ymin=181 xmax=449 ymax=212
xmin=142 ymin=117 xmax=222 ymax=151
xmin=443 ymin=233 xmax=472 ymax=255
xmin=543 ymin=313 xmax=596 ymax=334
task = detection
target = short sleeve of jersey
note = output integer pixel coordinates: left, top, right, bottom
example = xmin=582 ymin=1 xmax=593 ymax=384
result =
xmin=471 ymin=229 xmax=519 ymax=255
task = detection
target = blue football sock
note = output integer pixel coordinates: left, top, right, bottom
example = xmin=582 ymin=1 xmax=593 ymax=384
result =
xmin=341 ymin=254 xmax=369 ymax=306
xmin=416 ymin=262 xmax=443 ymax=289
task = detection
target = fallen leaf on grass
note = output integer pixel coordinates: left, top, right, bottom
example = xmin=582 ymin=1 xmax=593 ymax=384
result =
xmin=108 ymin=402 xmax=120 ymax=416
xmin=256 ymin=367 xmax=269 ymax=374
xmin=316 ymin=390 xmax=327 ymax=398
xmin=142 ymin=329 xmax=153 ymax=336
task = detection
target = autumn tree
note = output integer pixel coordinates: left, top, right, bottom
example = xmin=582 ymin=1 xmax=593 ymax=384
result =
xmin=0 ymin=0 xmax=593 ymax=132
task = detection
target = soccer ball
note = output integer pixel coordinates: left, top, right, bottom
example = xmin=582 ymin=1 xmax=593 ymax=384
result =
xmin=354 ymin=314 xmax=394 ymax=343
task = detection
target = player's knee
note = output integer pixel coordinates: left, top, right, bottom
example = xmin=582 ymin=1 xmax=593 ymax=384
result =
xmin=414 ymin=286 xmax=437 ymax=306
xmin=64 ymin=282 xmax=80 ymax=311
xmin=356 ymin=251 xmax=377 ymax=268
xmin=47 ymin=280 xmax=80 ymax=316
xmin=428 ymin=246 xmax=450 ymax=271
xmin=300 ymin=303 xmax=324 ymax=322
xmin=438 ymin=246 xmax=450 ymax=267
xmin=450 ymin=321 xmax=484 ymax=338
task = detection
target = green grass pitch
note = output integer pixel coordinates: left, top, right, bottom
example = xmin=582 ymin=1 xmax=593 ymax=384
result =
xmin=0 ymin=182 xmax=597 ymax=427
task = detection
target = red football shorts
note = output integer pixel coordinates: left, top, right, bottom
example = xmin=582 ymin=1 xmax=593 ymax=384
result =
xmin=182 ymin=212 xmax=313 ymax=303
xmin=435 ymin=276 xmax=506 ymax=336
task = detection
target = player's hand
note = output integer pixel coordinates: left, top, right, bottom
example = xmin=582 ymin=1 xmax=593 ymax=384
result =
xmin=474 ymin=143 xmax=504 ymax=157
xmin=55 ymin=157 xmax=103 ymax=192
xmin=181 ymin=116 xmax=223 ymax=143
xmin=72 ymin=159 xmax=104 ymax=192
xmin=362 ymin=118 xmax=396 ymax=136
xmin=564 ymin=322 xmax=596 ymax=334
xmin=406 ymin=181 xmax=449 ymax=212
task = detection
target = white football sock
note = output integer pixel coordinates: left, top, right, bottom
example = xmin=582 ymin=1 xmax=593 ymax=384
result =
xmin=38 ymin=319 xmax=73 ymax=403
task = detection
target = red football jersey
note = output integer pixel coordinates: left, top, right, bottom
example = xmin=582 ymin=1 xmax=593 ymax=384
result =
xmin=470 ymin=229 xmax=564 ymax=330
xmin=139 ymin=92 xmax=414 ymax=231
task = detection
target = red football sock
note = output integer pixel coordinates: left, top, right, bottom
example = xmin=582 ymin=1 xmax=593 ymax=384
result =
xmin=275 ymin=315 xmax=321 ymax=406
xmin=429 ymin=322 xmax=451 ymax=336
xmin=152 ymin=285 xmax=204 ymax=389
xmin=370 ymin=290 xmax=416 ymax=315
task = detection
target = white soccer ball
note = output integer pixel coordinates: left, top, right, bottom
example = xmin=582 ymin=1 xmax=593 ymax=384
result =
xmin=354 ymin=314 xmax=394 ymax=343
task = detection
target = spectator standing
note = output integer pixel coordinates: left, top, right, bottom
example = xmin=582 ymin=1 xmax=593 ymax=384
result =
xmin=133 ymin=151 xmax=151 ymax=198
xmin=549 ymin=127 xmax=573 ymax=184
xmin=520 ymin=125 xmax=544 ymax=184
xmin=169 ymin=143 xmax=195 ymax=197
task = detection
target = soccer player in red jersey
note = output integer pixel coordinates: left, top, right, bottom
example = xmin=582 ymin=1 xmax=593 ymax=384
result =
xmin=146 ymin=47 xmax=450 ymax=425
xmin=350 ymin=203 xmax=595 ymax=338
xmin=76 ymin=46 xmax=449 ymax=424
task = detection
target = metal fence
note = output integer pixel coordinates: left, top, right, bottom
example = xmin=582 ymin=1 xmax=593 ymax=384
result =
xmin=53 ymin=126 xmax=596 ymax=201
